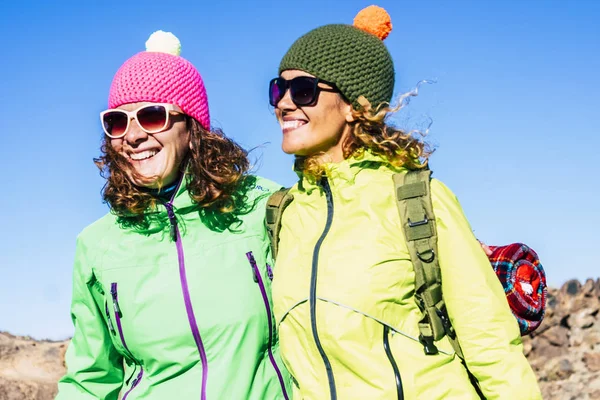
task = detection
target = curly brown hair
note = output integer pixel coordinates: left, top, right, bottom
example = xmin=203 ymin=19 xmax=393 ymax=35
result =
xmin=94 ymin=117 xmax=250 ymax=220
xmin=298 ymin=95 xmax=434 ymax=181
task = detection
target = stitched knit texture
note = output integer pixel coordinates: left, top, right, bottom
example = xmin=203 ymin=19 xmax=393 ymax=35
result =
xmin=279 ymin=24 xmax=394 ymax=110
xmin=108 ymin=51 xmax=210 ymax=129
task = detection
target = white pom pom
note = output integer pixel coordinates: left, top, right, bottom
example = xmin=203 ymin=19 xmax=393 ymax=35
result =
xmin=520 ymin=282 xmax=534 ymax=295
xmin=145 ymin=30 xmax=181 ymax=56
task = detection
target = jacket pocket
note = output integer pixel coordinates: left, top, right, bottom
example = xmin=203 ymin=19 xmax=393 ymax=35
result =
xmin=87 ymin=273 xmax=118 ymax=337
xmin=88 ymin=275 xmax=144 ymax=396
xmin=109 ymin=282 xmax=144 ymax=398
xmin=108 ymin=283 xmax=137 ymax=358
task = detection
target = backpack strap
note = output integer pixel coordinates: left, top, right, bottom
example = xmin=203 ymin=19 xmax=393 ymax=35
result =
xmin=393 ymin=169 xmax=464 ymax=360
xmin=265 ymin=188 xmax=294 ymax=260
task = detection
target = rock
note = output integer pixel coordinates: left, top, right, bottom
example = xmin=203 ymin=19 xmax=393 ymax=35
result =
xmin=527 ymin=279 xmax=600 ymax=399
xmin=584 ymin=353 xmax=600 ymax=372
xmin=545 ymin=358 xmax=575 ymax=381
xmin=529 ymin=336 xmax=569 ymax=363
xmin=583 ymin=330 xmax=600 ymax=348
xmin=571 ymin=328 xmax=599 ymax=348
xmin=0 ymin=376 xmax=57 ymax=400
xmin=562 ymin=280 xmax=581 ymax=296
xmin=522 ymin=335 xmax=533 ymax=356
xmin=559 ymin=279 xmax=597 ymax=312
xmin=0 ymin=332 xmax=67 ymax=400
xmin=581 ymin=278 xmax=600 ymax=298
xmin=541 ymin=325 xmax=570 ymax=347
xmin=568 ymin=308 xmax=598 ymax=330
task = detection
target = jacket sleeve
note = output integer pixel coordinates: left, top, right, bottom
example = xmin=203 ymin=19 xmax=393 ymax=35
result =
xmin=431 ymin=179 xmax=541 ymax=400
xmin=56 ymin=235 xmax=124 ymax=400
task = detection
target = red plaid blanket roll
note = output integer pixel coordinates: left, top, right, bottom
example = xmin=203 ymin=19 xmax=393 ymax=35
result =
xmin=485 ymin=243 xmax=547 ymax=335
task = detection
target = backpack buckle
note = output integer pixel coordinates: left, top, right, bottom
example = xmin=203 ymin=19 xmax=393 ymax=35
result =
xmin=436 ymin=306 xmax=456 ymax=339
xmin=419 ymin=334 xmax=439 ymax=355
xmin=408 ymin=216 xmax=429 ymax=227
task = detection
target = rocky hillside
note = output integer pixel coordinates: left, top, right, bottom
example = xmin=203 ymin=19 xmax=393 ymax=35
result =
xmin=1 ymin=278 xmax=599 ymax=399
xmin=524 ymin=278 xmax=600 ymax=399
xmin=0 ymin=333 xmax=67 ymax=400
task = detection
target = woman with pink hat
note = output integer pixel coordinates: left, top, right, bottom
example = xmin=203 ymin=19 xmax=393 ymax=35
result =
xmin=56 ymin=31 xmax=290 ymax=399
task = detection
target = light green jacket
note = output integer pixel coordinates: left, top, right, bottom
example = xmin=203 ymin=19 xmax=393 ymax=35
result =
xmin=57 ymin=176 xmax=291 ymax=399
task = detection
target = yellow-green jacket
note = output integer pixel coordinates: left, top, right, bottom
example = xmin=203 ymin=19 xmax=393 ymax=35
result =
xmin=272 ymin=153 xmax=541 ymax=400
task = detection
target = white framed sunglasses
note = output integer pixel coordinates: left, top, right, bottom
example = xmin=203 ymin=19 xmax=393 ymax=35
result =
xmin=100 ymin=103 xmax=183 ymax=138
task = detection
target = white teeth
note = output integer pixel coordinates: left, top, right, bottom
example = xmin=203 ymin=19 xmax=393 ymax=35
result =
xmin=281 ymin=120 xmax=306 ymax=130
xmin=129 ymin=150 xmax=158 ymax=160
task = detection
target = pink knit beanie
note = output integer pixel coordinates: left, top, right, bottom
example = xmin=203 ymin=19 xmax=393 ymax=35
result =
xmin=108 ymin=31 xmax=210 ymax=130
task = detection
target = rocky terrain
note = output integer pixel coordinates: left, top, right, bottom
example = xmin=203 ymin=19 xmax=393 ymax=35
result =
xmin=0 ymin=333 xmax=67 ymax=400
xmin=1 ymin=278 xmax=599 ymax=399
xmin=524 ymin=278 xmax=600 ymax=399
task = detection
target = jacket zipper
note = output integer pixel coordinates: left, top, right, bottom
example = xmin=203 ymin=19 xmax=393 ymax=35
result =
xmin=310 ymin=177 xmax=337 ymax=399
xmin=383 ymin=326 xmax=404 ymax=400
xmin=95 ymin=280 xmax=137 ymax=388
xmin=110 ymin=282 xmax=144 ymax=398
xmin=164 ymin=201 xmax=208 ymax=400
xmin=96 ymin=281 xmax=116 ymax=336
xmin=246 ymin=252 xmax=290 ymax=400
xmin=111 ymin=283 xmax=132 ymax=356
xmin=122 ymin=368 xmax=144 ymax=400
xmin=105 ymin=301 xmax=116 ymax=336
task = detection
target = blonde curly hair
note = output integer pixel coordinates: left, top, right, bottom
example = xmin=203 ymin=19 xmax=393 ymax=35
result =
xmin=297 ymin=92 xmax=434 ymax=181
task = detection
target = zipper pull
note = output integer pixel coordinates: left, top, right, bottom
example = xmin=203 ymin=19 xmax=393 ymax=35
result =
xmin=110 ymin=283 xmax=122 ymax=318
xmin=246 ymin=252 xmax=259 ymax=283
xmin=125 ymin=365 xmax=137 ymax=386
xmin=164 ymin=202 xmax=178 ymax=242
xmin=93 ymin=280 xmax=105 ymax=295
xmin=107 ymin=315 xmax=116 ymax=335
xmin=105 ymin=301 xmax=116 ymax=335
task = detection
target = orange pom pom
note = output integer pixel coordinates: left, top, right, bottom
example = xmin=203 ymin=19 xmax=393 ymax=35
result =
xmin=353 ymin=5 xmax=392 ymax=40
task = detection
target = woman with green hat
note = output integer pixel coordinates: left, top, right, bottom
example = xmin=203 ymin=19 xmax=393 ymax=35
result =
xmin=268 ymin=6 xmax=541 ymax=399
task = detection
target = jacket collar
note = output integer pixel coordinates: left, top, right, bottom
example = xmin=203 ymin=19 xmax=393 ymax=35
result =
xmin=114 ymin=174 xmax=197 ymax=235
xmin=295 ymin=150 xmax=404 ymax=192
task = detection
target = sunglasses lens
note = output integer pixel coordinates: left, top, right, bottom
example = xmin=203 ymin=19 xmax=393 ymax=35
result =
xmin=137 ymin=105 xmax=168 ymax=132
xmin=290 ymin=77 xmax=317 ymax=106
xmin=269 ymin=78 xmax=285 ymax=106
xmin=102 ymin=111 xmax=128 ymax=137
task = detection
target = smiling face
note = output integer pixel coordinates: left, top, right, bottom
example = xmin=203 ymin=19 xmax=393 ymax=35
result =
xmin=274 ymin=70 xmax=353 ymax=162
xmin=109 ymin=102 xmax=190 ymax=188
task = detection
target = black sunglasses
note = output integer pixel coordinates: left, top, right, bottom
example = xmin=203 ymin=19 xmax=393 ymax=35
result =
xmin=269 ymin=76 xmax=338 ymax=107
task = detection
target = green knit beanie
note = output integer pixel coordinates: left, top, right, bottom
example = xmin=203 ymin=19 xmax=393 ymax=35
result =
xmin=279 ymin=6 xmax=395 ymax=110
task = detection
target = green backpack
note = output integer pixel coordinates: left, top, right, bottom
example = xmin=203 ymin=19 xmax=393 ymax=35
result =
xmin=265 ymin=168 xmax=487 ymax=395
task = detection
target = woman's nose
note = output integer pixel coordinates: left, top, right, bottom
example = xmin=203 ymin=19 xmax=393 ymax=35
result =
xmin=123 ymin=118 xmax=149 ymax=144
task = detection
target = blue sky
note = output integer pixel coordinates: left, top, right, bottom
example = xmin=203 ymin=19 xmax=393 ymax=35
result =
xmin=1 ymin=0 xmax=598 ymax=340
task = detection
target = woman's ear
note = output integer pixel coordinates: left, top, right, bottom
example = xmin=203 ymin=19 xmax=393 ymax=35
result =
xmin=342 ymin=100 xmax=355 ymax=123
xmin=187 ymin=130 xmax=194 ymax=150
xmin=187 ymin=120 xmax=196 ymax=151
xmin=345 ymin=109 xmax=355 ymax=123
xmin=351 ymin=96 xmax=375 ymax=123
